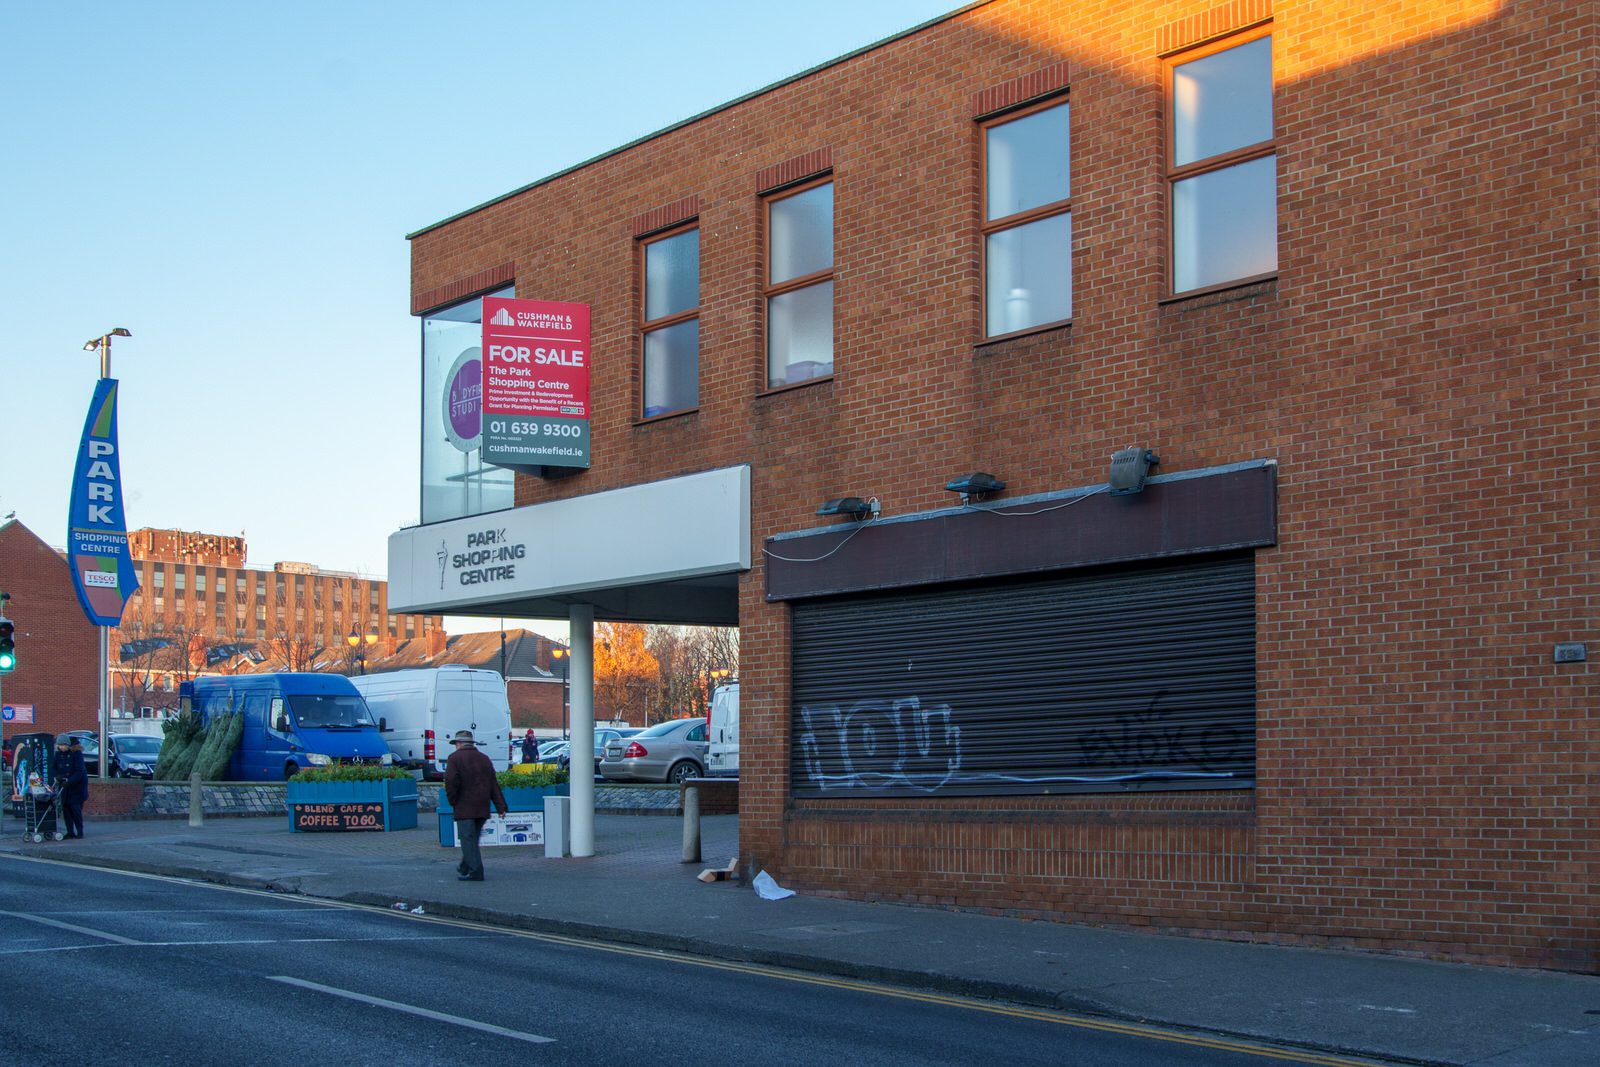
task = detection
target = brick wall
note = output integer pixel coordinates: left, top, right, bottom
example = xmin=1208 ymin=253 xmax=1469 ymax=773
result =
xmin=409 ymin=0 xmax=1596 ymax=969
xmin=0 ymin=521 xmax=101 ymax=736
xmin=507 ymin=678 xmax=564 ymax=731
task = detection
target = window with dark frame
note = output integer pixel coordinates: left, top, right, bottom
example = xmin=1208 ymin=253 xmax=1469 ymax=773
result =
xmin=1166 ymin=27 xmax=1277 ymax=295
xmin=982 ymin=97 xmax=1072 ymax=338
xmin=639 ymin=223 xmax=700 ymax=418
xmin=764 ymin=178 xmax=834 ymax=389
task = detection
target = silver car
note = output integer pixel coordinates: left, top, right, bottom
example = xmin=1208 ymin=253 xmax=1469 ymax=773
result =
xmin=599 ymin=718 xmax=708 ymax=784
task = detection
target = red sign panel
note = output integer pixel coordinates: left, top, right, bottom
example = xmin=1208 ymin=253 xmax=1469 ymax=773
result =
xmin=480 ymin=297 xmax=591 ymax=469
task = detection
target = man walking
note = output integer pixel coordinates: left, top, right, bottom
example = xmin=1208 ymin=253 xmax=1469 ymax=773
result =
xmin=444 ymin=729 xmax=507 ymax=882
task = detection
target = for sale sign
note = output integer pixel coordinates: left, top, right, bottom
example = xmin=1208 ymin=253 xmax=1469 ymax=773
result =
xmin=481 ymin=296 xmax=591 ymax=470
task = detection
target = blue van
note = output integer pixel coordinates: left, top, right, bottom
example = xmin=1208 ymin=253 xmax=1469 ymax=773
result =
xmin=180 ymin=673 xmax=392 ymax=781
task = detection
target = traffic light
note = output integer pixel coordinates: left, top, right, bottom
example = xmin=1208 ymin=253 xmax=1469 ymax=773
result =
xmin=0 ymin=616 xmax=14 ymax=672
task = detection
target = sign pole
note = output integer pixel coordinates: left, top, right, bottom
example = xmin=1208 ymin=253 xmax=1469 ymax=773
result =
xmin=73 ymin=329 xmax=136 ymax=778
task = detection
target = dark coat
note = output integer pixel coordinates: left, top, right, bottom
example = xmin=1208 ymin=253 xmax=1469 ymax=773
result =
xmin=52 ymin=747 xmax=88 ymax=801
xmin=444 ymin=745 xmax=507 ymax=820
xmin=521 ymin=735 xmax=537 ymax=762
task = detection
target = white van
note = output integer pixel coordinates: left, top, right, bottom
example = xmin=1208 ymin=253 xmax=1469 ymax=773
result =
xmin=706 ymin=682 xmax=739 ymax=778
xmin=352 ymin=667 xmax=513 ymax=779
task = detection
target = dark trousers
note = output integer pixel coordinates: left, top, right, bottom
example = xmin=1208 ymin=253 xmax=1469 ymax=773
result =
xmin=61 ymin=795 xmax=85 ymax=838
xmin=456 ymin=818 xmax=487 ymax=878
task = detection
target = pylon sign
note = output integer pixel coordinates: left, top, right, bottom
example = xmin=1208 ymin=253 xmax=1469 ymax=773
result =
xmin=67 ymin=378 xmax=140 ymax=626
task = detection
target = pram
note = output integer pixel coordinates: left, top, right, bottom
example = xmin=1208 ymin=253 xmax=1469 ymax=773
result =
xmin=18 ymin=779 xmax=64 ymax=843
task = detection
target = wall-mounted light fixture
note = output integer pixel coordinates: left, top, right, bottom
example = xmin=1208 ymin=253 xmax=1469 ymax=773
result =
xmin=816 ymin=497 xmax=871 ymax=521
xmin=1108 ymin=447 xmax=1159 ymax=496
xmin=944 ymin=471 xmax=1006 ymax=503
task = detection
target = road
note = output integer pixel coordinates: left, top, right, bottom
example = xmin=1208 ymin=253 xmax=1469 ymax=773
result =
xmin=0 ymin=857 xmax=1373 ymax=1066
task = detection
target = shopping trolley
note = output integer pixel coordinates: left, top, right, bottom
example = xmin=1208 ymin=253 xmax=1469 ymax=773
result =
xmin=18 ymin=780 xmax=63 ymax=843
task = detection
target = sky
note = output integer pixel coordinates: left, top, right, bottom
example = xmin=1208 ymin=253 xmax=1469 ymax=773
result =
xmin=0 ymin=0 xmax=965 ymax=638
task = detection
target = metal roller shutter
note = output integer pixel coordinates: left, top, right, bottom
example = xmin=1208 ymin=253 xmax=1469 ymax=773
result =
xmin=790 ymin=554 xmax=1255 ymax=798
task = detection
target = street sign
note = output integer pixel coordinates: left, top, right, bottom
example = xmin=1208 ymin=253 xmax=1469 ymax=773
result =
xmin=1 ymin=704 xmax=35 ymax=724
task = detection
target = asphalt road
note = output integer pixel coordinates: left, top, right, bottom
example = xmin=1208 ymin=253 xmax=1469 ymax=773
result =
xmin=0 ymin=857 xmax=1366 ymax=1066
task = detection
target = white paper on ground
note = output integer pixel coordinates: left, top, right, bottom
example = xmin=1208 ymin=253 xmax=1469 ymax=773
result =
xmin=753 ymin=870 xmax=795 ymax=900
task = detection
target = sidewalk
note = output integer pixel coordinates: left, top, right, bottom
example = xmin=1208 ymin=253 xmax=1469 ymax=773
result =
xmin=2 ymin=808 xmax=1593 ymax=1065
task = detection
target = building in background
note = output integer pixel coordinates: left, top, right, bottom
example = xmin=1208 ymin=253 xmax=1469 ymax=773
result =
xmin=0 ymin=517 xmax=99 ymax=737
xmin=110 ymin=529 xmax=444 ymax=719
xmin=390 ymin=0 xmax=1595 ymax=970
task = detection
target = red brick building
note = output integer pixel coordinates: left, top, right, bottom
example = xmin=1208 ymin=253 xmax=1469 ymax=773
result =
xmin=390 ymin=0 xmax=1595 ymax=970
xmin=0 ymin=518 xmax=100 ymax=736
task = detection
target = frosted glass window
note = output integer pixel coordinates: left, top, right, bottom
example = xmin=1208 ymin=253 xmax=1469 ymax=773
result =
xmin=985 ymin=103 xmax=1070 ymax=220
xmin=1173 ymin=156 xmax=1277 ymax=292
xmin=1173 ymin=36 xmax=1272 ymax=167
xmin=641 ymin=225 xmax=700 ymax=418
xmin=769 ymin=184 xmax=833 ymax=285
xmin=982 ymin=99 xmax=1071 ymax=337
xmin=1167 ymin=32 xmax=1276 ymax=294
xmin=765 ymin=180 xmax=834 ymax=388
xmin=767 ymin=281 xmax=834 ymax=388
xmin=645 ymin=229 xmax=699 ymax=321
xmin=642 ymin=318 xmax=699 ymax=417
xmin=985 ymin=213 xmax=1072 ymax=337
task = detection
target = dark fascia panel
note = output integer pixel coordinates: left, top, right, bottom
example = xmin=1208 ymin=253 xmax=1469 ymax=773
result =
xmin=765 ymin=460 xmax=1276 ymax=602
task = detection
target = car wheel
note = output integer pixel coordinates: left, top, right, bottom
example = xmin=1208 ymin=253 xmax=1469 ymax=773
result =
xmin=284 ymin=761 xmax=299 ymax=780
xmin=668 ymin=761 xmax=701 ymax=785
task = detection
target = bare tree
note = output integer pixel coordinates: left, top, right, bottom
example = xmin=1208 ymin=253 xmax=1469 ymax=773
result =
xmin=268 ymin=581 xmax=325 ymax=672
xmin=113 ymin=615 xmax=177 ymax=717
xmin=645 ymin=625 xmax=739 ymax=718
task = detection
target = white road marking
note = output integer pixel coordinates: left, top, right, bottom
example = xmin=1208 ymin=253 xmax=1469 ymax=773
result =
xmin=268 ymin=976 xmax=555 ymax=1044
xmin=0 ymin=931 xmax=482 ymax=956
xmin=0 ymin=910 xmax=145 ymax=945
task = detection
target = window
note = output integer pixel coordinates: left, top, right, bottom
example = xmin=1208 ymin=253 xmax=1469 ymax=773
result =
xmin=765 ymin=180 xmax=834 ymax=389
xmin=640 ymin=225 xmax=700 ymax=418
xmin=420 ymin=284 xmax=515 ymax=524
xmin=153 ymin=569 xmax=165 ymax=589
xmin=256 ymin=578 xmax=265 ymax=597
xmin=982 ymin=99 xmax=1071 ymax=337
xmin=175 ymin=571 xmax=186 ymax=591
xmin=1167 ymin=29 xmax=1276 ymax=294
xmin=196 ymin=573 xmax=206 ymax=594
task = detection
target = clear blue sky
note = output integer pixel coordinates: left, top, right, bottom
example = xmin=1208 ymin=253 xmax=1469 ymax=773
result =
xmin=0 ymin=1 xmax=964 ymax=635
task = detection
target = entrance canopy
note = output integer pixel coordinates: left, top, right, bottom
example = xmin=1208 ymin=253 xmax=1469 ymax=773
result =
xmin=388 ymin=465 xmax=749 ymax=626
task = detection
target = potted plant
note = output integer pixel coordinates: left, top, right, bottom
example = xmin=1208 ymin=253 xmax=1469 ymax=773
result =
xmin=286 ymin=765 xmax=418 ymax=832
xmin=437 ymin=766 xmax=569 ymax=847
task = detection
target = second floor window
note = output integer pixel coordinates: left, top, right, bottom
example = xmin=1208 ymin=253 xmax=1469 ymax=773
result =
xmin=983 ymin=98 xmax=1071 ymax=337
xmin=640 ymin=225 xmax=700 ymax=418
xmin=1168 ymin=29 xmax=1277 ymax=294
xmin=765 ymin=179 xmax=834 ymax=389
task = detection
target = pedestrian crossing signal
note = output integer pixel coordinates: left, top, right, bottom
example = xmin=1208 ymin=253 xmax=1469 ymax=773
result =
xmin=0 ymin=617 xmax=15 ymax=672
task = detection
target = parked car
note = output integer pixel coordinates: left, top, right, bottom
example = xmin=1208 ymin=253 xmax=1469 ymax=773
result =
xmin=60 ymin=730 xmax=102 ymax=772
xmin=106 ymin=733 xmax=163 ymax=778
xmin=599 ymin=718 xmax=708 ymax=784
xmin=538 ymin=740 xmax=569 ymax=762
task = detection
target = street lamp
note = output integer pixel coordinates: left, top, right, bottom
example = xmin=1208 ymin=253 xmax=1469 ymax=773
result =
xmin=551 ymin=646 xmax=570 ymax=739
xmin=346 ymin=628 xmax=376 ymax=674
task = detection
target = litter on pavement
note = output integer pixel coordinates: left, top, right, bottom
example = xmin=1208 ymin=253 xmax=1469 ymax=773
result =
xmin=753 ymin=870 xmax=795 ymax=901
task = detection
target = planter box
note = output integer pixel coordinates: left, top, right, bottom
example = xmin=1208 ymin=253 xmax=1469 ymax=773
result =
xmin=286 ymin=777 xmax=418 ymax=832
xmin=437 ymin=783 xmax=568 ymax=847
